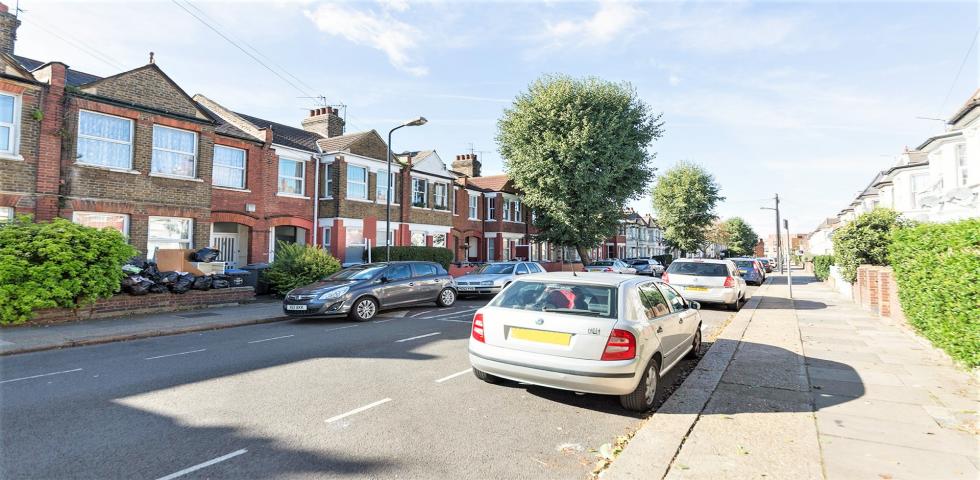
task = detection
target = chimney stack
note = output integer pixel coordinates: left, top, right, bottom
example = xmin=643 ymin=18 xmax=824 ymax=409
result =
xmin=301 ymin=106 xmax=345 ymax=138
xmin=0 ymin=2 xmax=20 ymax=56
xmin=452 ymin=153 xmax=481 ymax=178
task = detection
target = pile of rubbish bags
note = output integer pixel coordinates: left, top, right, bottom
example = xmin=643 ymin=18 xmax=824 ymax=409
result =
xmin=120 ymin=250 xmax=242 ymax=296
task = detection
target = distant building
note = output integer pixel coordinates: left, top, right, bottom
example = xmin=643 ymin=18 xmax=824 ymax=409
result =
xmin=753 ymin=238 xmax=765 ymax=257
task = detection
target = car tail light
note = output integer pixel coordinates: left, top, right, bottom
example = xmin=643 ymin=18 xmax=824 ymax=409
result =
xmin=661 ymin=272 xmax=669 ymax=283
xmin=723 ymin=276 xmax=734 ymax=288
xmin=603 ymin=267 xmax=613 ymax=272
xmin=601 ymin=329 xmax=636 ymax=361
xmin=471 ymin=313 xmax=485 ymax=343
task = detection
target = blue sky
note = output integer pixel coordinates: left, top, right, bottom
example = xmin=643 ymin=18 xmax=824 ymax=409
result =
xmin=17 ymin=0 xmax=978 ymax=237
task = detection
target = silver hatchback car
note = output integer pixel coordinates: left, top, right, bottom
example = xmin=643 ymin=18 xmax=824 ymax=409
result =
xmin=469 ymin=272 xmax=702 ymax=411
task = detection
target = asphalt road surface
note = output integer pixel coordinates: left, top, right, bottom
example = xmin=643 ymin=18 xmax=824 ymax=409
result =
xmin=0 ymin=286 xmax=755 ymax=479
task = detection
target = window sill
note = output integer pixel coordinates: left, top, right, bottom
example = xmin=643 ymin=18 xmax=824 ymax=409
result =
xmin=277 ymin=193 xmax=310 ymax=199
xmin=75 ymin=163 xmax=140 ymax=175
xmin=213 ymin=186 xmax=251 ymax=193
xmin=468 ymin=217 xmax=480 ymax=221
xmin=0 ymin=153 xmax=24 ymax=161
xmin=346 ymin=197 xmax=374 ymax=204
xmin=150 ymin=172 xmax=203 ymax=182
xmin=411 ymin=206 xmax=432 ymax=211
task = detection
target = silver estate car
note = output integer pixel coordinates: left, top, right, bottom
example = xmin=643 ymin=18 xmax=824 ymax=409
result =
xmin=456 ymin=261 xmax=546 ymax=296
xmin=583 ymin=259 xmax=637 ymax=274
xmin=662 ymin=258 xmax=747 ymax=311
xmin=283 ymin=261 xmax=457 ymax=321
xmin=469 ymin=272 xmax=703 ymax=411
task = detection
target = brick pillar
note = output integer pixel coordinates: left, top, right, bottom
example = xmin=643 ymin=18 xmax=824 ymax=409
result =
xmin=363 ymin=216 xmax=377 ymax=249
xmin=252 ymin=226 xmax=269 ymax=263
xmin=493 ymin=236 xmax=503 ymax=262
xmin=398 ymin=224 xmax=411 ymax=246
xmin=878 ymin=269 xmax=892 ymax=317
xmin=331 ymin=219 xmax=345 ymax=261
xmin=425 ymin=235 xmax=433 ymax=247
xmin=35 ymin=62 xmax=67 ymax=221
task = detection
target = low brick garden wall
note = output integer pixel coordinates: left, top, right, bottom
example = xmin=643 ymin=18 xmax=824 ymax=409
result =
xmin=26 ymin=287 xmax=256 ymax=324
xmin=853 ymin=265 xmax=906 ymax=324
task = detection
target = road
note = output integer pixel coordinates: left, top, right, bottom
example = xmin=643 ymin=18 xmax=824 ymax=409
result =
xmin=0 ymin=286 xmax=754 ymax=479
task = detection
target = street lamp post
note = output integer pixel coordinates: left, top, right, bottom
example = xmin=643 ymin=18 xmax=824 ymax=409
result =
xmin=386 ymin=117 xmax=427 ymax=261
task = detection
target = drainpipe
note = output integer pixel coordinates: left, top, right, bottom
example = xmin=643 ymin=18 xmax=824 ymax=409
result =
xmin=312 ymin=145 xmax=323 ymax=247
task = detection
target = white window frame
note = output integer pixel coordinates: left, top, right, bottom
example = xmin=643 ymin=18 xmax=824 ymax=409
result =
xmin=487 ymin=196 xmax=496 ymax=221
xmin=0 ymin=92 xmax=20 ymax=156
xmin=72 ymin=211 xmax=130 ymax=237
xmin=147 ymin=216 xmax=193 ymax=258
xmin=323 ymin=226 xmax=331 ymax=247
xmin=322 ymin=164 xmax=334 ymax=198
xmin=347 ymin=164 xmax=369 ymax=200
xmin=0 ymin=206 xmax=13 ymax=222
xmin=487 ymin=238 xmax=496 ymax=260
xmin=434 ymin=183 xmax=448 ymax=210
xmin=910 ymin=173 xmax=929 ymax=208
xmin=376 ymin=170 xmax=397 ymax=204
xmin=468 ymin=194 xmax=479 ymax=220
xmin=956 ymin=143 xmax=968 ymax=187
xmin=277 ymin=156 xmax=306 ymax=196
xmin=212 ymin=145 xmax=246 ymax=189
xmin=412 ymin=177 xmax=428 ymax=208
xmin=453 ymin=189 xmax=460 ymax=215
xmin=76 ymin=110 xmax=133 ymax=169
xmin=151 ymin=124 xmax=198 ymax=179
xmin=513 ymin=200 xmax=522 ymax=222
xmin=503 ymin=199 xmax=511 ymax=221
xmin=433 ymin=233 xmax=447 ymax=248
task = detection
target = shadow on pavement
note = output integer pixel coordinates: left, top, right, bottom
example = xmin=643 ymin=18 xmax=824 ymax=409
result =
xmin=753 ymin=298 xmax=827 ymax=310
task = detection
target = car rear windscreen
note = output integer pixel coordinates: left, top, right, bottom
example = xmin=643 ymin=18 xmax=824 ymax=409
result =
xmin=733 ymin=260 xmax=755 ymax=269
xmin=666 ymin=262 xmax=729 ymax=276
xmin=489 ymin=281 xmax=618 ymax=318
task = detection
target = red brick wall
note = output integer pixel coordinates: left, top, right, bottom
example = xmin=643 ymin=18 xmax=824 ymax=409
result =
xmin=29 ymin=287 xmax=255 ymax=324
xmin=855 ymin=265 xmax=906 ymax=322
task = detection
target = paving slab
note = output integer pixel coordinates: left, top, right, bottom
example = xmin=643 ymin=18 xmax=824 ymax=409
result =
xmin=820 ymin=434 xmax=977 ymax=480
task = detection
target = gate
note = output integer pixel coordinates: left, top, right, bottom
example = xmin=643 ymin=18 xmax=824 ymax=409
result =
xmin=211 ymin=233 xmax=238 ymax=267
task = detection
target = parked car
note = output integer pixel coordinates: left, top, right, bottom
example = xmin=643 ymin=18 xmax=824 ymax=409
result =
xmin=456 ymin=261 xmax=546 ymax=296
xmin=584 ymin=259 xmax=637 ymax=274
xmin=468 ymin=272 xmax=703 ymax=411
xmin=661 ymin=258 xmax=746 ymax=311
xmin=282 ymin=261 xmax=457 ymax=321
xmin=729 ymin=257 xmax=765 ymax=286
xmin=629 ymin=258 xmax=665 ymax=276
xmin=757 ymin=258 xmax=773 ymax=273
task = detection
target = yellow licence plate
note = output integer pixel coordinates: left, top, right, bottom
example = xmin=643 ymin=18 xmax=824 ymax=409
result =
xmin=686 ymin=286 xmax=708 ymax=292
xmin=509 ymin=327 xmax=572 ymax=346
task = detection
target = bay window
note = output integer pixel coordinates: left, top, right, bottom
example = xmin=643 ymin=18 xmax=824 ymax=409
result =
xmin=212 ymin=145 xmax=246 ymax=189
xmin=412 ymin=178 xmax=428 ymax=207
xmin=76 ymin=110 xmax=133 ymax=169
xmin=411 ymin=231 xmax=426 ymax=246
xmin=278 ymin=157 xmax=305 ymax=195
xmin=347 ymin=165 xmax=368 ymax=199
xmin=151 ymin=125 xmax=197 ymax=178
xmin=433 ymin=233 xmax=447 ymax=248
xmin=72 ymin=212 xmax=129 ymax=236
xmin=147 ymin=216 xmax=193 ymax=259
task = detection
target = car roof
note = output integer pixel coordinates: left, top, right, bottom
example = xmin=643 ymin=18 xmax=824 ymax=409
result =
xmin=728 ymin=257 xmax=757 ymax=261
xmin=672 ymin=258 xmax=731 ymax=264
xmin=519 ymin=271 xmax=645 ymax=286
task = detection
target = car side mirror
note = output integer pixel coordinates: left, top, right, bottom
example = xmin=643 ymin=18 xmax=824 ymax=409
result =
xmin=689 ymin=301 xmax=701 ymax=310
xmin=379 ymin=276 xmax=390 ymax=284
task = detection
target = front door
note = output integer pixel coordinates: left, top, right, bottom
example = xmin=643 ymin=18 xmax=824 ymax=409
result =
xmin=211 ymin=233 xmax=239 ymax=267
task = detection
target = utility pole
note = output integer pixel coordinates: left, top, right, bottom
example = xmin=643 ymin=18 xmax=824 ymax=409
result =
xmin=760 ymin=194 xmax=783 ymax=272
xmin=784 ymin=218 xmax=793 ymax=298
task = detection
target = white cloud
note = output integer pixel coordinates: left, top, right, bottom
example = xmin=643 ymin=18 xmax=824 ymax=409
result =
xmin=668 ymin=74 xmax=680 ymax=86
xmin=304 ymin=3 xmax=428 ymax=76
xmin=378 ymin=0 xmax=410 ymax=13
xmin=541 ymin=0 xmax=644 ymax=48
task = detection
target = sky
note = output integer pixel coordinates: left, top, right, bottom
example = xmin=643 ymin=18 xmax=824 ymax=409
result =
xmin=14 ymin=0 xmax=979 ymax=237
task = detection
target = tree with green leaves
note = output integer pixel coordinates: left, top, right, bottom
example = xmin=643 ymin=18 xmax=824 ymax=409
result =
xmin=651 ymin=162 xmax=724 ymax=255
xmin=832 ymin=208 xmax=909 ymax=283
xmin=497 ymin=75 xmax=663 ymax=263
xmin=723 ymin=217 xmax=759 ymax=257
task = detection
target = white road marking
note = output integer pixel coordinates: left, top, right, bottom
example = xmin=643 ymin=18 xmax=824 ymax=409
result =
xmin=0 ymin=368 xmax=83 ymax=384
xmin=395 ymin=332 xmax=441 ymax=343
xmin=324 ymin=324 xmax=360 ymax=333
xmin=247 ymin=335 xmax=294 ymax=344
xmin=155 ymin=449 xmax=248 ymax=480
xmin=144 ymin=349 xmax=207 ymax=360
xmin=422 ymin=308 xmax=478 ymax=320
xmin=372 ymin=319 xmax=393 ymax=324
xmin=411 ymin=309 xmax=437 ymax=318
xmin=435 ymin=369 xmax=471 ymax=383
xmin=431 ymin=318 xmax=473 ymax=324
xmin=326 ymin=398 xmax=392 ymax=423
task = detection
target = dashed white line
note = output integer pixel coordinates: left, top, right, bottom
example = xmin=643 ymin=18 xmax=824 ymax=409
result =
xmin=435 ymin=369 xmax=472 ymax=383
xmin=324 ymin=324 xmax=360 ymax=333
xmin=423 ymin=308 xmax=478 ymax=320
xmin=154 ymin=448 xmax=247 ymax=480
xmin=326 ymin=398 xmax=392 ymax=423
xmin=247 ymin=335 xmax=294 ymax=344
xmin=0 ymin=368 xmax=83 ymax=384
xmin=431 ymin=318 xmax=473 ymax=324
xmin=372 ymin=319 xmax=393 ymax=324
xmin=394 ymin=332 xmax=441 ymax=343
xmin=145 ymin=349 xmax=207 ymax=360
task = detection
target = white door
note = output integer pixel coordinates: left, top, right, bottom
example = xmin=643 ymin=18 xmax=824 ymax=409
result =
xmin=211 ymin=233 xmax=239 ymax=267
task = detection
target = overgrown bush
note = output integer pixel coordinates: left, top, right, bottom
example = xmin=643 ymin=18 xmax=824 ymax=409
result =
xmin=0 ymin=216 xmax=137 ymax=325
xmin=889 ymin=219 xmax=980 ymax=368
xmin=812 ymin=255 xmax=834 ymax=281
xmin=370 ymin=246 xmax=454 ymax=269
xmin=264 ymin=242 xmax=342 ymax=295
xmin=833 ymin=209 xmax=909 ymax=283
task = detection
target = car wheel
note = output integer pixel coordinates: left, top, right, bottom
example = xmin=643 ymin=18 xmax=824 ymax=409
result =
xmin=620 ymin=357 xmax=661 ymax=412
xmin=684 ymin=327 xmax=702 ymax=359
xmin=349 ymin=297 xmax=378 ymax=321
xmin=727 ymin=297 xmax=740 ymax=311
xmin=436 ymin=288 xmax=456 ymax=307
xmin=472 ymin=367 xmax=501 ymax=384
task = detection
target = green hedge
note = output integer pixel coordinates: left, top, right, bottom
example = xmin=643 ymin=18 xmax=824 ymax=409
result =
xmin=0 ymin=216 xmax=137 ymax=325
xmin=812 ymin=255 xmax=833 ymax=281
xmin=889 ymin=219 xmax=980 ymax=368
xmin=833 ymin=209 xmax=908 ymax=283
xmin=264 ymin=242 xmax=342 ymax=295
xmin=369 ymin=246 xmax=454 ymax=269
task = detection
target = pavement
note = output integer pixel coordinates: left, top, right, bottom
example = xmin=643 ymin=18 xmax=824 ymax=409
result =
xmin=0 ymin=293 xmax=742 ymax=479
xmin=607 ymin=272 xmax=980 ymax=480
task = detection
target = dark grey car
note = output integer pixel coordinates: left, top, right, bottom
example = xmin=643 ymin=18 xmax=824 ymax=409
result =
xmin=282 ymin=261 xmax=458 ymax=321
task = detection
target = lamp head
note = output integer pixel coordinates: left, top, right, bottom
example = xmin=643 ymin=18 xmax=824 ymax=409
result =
xmin=405 ymin=116 xmax=427 ymax=127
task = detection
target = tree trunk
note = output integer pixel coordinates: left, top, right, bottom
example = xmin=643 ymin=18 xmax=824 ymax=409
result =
xmin=576 ymin=245 xmax=592 ymax=265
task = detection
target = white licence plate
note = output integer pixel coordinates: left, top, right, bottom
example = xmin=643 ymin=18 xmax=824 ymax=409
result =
xmin=459 ymin=286 xmax=474 ymax=291
xmin=286 ymin=304 xmax=308 ymax=311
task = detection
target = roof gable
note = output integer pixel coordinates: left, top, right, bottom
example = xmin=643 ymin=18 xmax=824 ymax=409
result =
xmin=317 ymin=130 xmax=387 ymax=160
xmin=77 ymin=64 xmax=210 ymax=121
xmin=409 ymin=150 xmax=454 ymax=179
xmin=0 ymin=52 xmax=38 ymax=83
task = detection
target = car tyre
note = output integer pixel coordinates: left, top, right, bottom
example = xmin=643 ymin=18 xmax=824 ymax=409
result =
xmin=349 ymin=297 xmax=378 ymax=321
xmin=620 ymin=357 xmax=661 ymax=412
xmin=727 ymin=296 xmax=742 ymax=311
xmin=684 ymin=327 xmax=702 ymax=359
xmin=472 ymin=367 xmax=501 ymax=384
xmin=436 ymin=288 xmax=457 ymax=307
